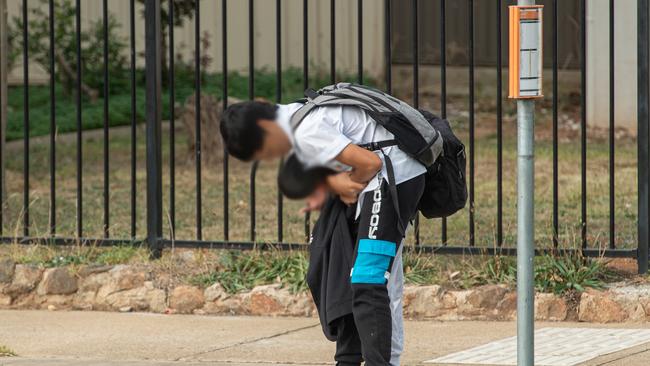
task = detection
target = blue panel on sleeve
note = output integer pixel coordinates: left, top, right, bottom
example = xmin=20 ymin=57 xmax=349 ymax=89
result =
xmin=350 ymin=239 xmax=397 ymax=284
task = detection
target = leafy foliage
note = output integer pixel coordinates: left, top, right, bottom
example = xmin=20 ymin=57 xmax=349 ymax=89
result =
xmin=136 ymin=0 xmax=196 ymax=31
xmin=191 ymin=250 xmax=309 ymax=294
xmin=9 ymin=0 xmax=129 ymax=95
xmin=534 ymin=254 xmax=614 ymax=294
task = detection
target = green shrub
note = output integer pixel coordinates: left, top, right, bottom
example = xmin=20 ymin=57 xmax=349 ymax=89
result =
xmin=534 ymin=254 xmax=614 ymax=294
xmin=10 ymin=0 xmax=129 ymax=96
xmin=191 ymin=250 xmax=309 ymax=294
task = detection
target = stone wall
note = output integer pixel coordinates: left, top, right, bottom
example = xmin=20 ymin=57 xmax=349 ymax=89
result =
xmin=1 ymin=259 xmax=649 ymax=323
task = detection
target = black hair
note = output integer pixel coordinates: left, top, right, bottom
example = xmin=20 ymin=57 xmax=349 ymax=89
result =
xmin=278 ymin=154 xmax=336 ymax=199
xmin=220 ymin=101 xmax=278 ymax=161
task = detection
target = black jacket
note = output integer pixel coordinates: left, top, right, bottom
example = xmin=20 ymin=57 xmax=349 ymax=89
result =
xmin=306 ymin=196 xmax=356 ymax=341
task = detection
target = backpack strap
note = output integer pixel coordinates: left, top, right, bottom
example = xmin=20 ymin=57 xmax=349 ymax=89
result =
xmin=358 ymin=140 xmax=398 ymax=151
xmin=380 ymin=150 xmax=406 ymax=237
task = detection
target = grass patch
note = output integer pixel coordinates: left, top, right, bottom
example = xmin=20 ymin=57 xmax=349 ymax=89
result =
xmin=190 ymin=250 xmax=309 ymax=294
xmin=0 ymin=345 xmax=16 ymax=357
xmin=2 ymin=243 xmax=149 ymax=268
xmin=186 ymin=250 xmax=619 ymax=296
xmin=6 ymin=68 xmax=377 ymax=141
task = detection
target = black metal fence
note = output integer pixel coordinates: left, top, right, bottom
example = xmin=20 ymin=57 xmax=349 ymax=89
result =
xmin=2 ymin=0 xmax=650 ymax=273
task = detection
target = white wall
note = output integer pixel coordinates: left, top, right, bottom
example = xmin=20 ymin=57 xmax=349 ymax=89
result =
xmin=7 ymin=0 xmax=386 ymax=83
xmin=587 ymin=0 xmax=637 ymax=131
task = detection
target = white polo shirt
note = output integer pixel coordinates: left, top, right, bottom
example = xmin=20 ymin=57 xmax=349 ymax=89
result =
xmin=276 ymin=103 xmax=426 ymax=195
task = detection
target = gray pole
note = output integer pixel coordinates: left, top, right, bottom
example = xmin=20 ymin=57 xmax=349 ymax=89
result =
xmin=0 ymin=0 xmax=7 ymax=210
xmin=516 ymin=0 xmax=535 ymax=365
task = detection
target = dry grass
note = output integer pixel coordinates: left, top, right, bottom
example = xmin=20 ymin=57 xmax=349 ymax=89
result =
xmin=2 ymin=105 xmax=638 ymax=251
xmin=0 ymin=345 xmax=16 ymax=357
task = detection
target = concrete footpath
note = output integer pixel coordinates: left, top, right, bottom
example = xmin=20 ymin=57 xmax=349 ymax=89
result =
xmin=0 ymin=310 xmax=649 ymax=366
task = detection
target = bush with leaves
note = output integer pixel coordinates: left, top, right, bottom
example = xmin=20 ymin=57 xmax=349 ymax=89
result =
xmin=534 ymin=254 xmax=614 ymax=294
xmin=9 ymin=0 xmax=128 ymax=98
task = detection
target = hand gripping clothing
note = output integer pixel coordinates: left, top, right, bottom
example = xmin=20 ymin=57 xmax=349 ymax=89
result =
xmin=307 ymin=175 xmax=425 ymax=366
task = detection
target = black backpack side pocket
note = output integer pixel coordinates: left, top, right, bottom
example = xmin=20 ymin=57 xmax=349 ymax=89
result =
xmin=417 ymin=113 xmax=468 ymax=219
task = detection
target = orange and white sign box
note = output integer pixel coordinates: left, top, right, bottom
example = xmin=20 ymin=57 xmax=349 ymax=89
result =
xmin=509 ymin=5 xmax=544 ymax=99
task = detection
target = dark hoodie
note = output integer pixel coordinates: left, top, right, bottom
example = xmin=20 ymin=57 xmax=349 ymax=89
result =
xmin=306 ymin=196 xmax=356 ymax=341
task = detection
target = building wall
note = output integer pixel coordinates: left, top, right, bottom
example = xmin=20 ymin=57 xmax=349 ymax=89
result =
xmin=587 ymin=0 xmax=637 ymax=131
xmin=7 ymin=0 xmax=385 ymax=83
xmin=6 ymin=0 xmax=640 ymax=131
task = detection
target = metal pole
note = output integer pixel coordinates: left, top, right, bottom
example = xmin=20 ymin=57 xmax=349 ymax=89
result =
xmin=145 ymin=0 xmax=163 ymax=257
xmin=638 ymin=0 xmax=649 ymax=274
xmin=0 ymin=0 xmax=7 ymax=232
xmin=516 ymin=0 xmax=535 ymax=365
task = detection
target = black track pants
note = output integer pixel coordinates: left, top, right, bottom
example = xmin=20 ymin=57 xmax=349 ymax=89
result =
xmin=335 ymin=175 xmax=425 ymax=366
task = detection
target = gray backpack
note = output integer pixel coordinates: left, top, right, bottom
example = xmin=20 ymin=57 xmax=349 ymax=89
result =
xmin=290 ymin=83 xmax=444 ymax=167
xmin=289 ymin=83 xmax=466 ymax=227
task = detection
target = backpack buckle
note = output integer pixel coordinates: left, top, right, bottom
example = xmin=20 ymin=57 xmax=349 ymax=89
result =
xmin=304 ymin=88 xmax=320 ymax=100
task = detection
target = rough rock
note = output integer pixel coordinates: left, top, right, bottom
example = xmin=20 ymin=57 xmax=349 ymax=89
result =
xmin=288 ymin=293 xmax=316 ymax=317
xmin=37 ymin=268 xmax=78 ymax=295
xmin=110 ymin=265 xmax=146 ymax=292
xmin=103 ymin=287 xmax=150 ymax=311
xmin=203 ymin=296 xmax=243 ymax=315
xmin=467 ymin=285 xmax=509 ymax=310
xmin=403 ymin=285 xmax=445 ymax=318
xmin=96 ymin=266 xmax=146 ymax=300
xmin=244 ymin=284 xmax=285 ymax=315
xmin=204 ymin=283 xmax=227 ymax=302
xmin=40 ymin=294 xmax=73 ymax=308
xmin=77 ymin=265 xmax=113 ymax=277
xmin=72 ymin=291 xmax=96 ymax=310
xmin=610 ymin=284 xmax=650 ymax=322
xmin=535 ymin=293 xmax=568 ymax=321
xmin=496 ymin=292 xmax=518 ymax=320
xmin=578 ymin=290 xmax=627 ymax=323
xmin=146 ymin=289 xmax=167 ymax=313
xmin=169 ymin=286 xmax=204 ymax=313
xmin=0 ymin=293 xmax=11 ymax=306
xmin=0 ymin=258 xmax=15 ymax=283
xmin=79 ymin=272 xmax=111 ymax=293
xmin=6 ymin=265 xmax=42 ymax=295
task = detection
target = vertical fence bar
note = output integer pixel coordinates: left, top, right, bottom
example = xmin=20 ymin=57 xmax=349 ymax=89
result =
xmin=195 ymin=0 xmax=202 ymax=240
xmin=609 ymin=0 xmax=615 ymax=249
xmin=0 ymin=0 xmax=5 ymax=236
xmin=277 ymin=0 xmax=283 ymax=242
xmin=580 ymin=0 xmax=587 ymax=250
xmin=102 ymin=0 xmax=110 ymax=238
xmin=412 ymin=0 xmax=419 ymax=246
xmin=167 ymin=0 xmax=175 ymax=237
xmin=49 ymin=0 xmax=56 ymax=236
xmin=75 ymin=0 xmax=82 ymax=238
xmin=358 ymin=0 xmax=363 ymax=84
xmin=250 ymin=162 xmax=258 ymax=242
xmin=22 ymin=0 xmax=29 ymax=237
xmin=496 ymin=0 xmax=503 ymax=247
xmin=130 ymin=0 xmax=137 ymax=238
xmin=145 ymin=0 xmax=163 ymax=256
xmin=303 ymin=0 xmax=308 ymax=89
xmin=468 ymin=0 xmax=475 ymax=247
xmin=223 ymin=0 xmax=229 ymax=242
xmin=384 ymin=0 xmax=391 ymax=93
xmin=303 ymin=0 xmax=310 ymax=242
xmin=638 ymin=0 xmax=649 ymax=274
xmin=552 ymin=0 xmax=559 ymax=248
xmin=331 ymin=0 xmax=335 ymax=84
xmin=249 ymin=0 xmax=257 ymax=242
xmin=249 ymin=0 xmax=254 ymax=101
xmin=440 ymin=0 xmax=447 ymax=245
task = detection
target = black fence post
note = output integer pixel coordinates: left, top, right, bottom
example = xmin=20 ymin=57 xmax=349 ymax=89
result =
xmin=639 ymin=0 xmax=650 ymax=274
xmin=145 ymin=0 xmax=163 ymax=258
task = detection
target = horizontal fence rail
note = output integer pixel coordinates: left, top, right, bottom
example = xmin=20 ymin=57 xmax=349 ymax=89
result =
xmin=0 ymin=0 xmax=648 ymax=273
